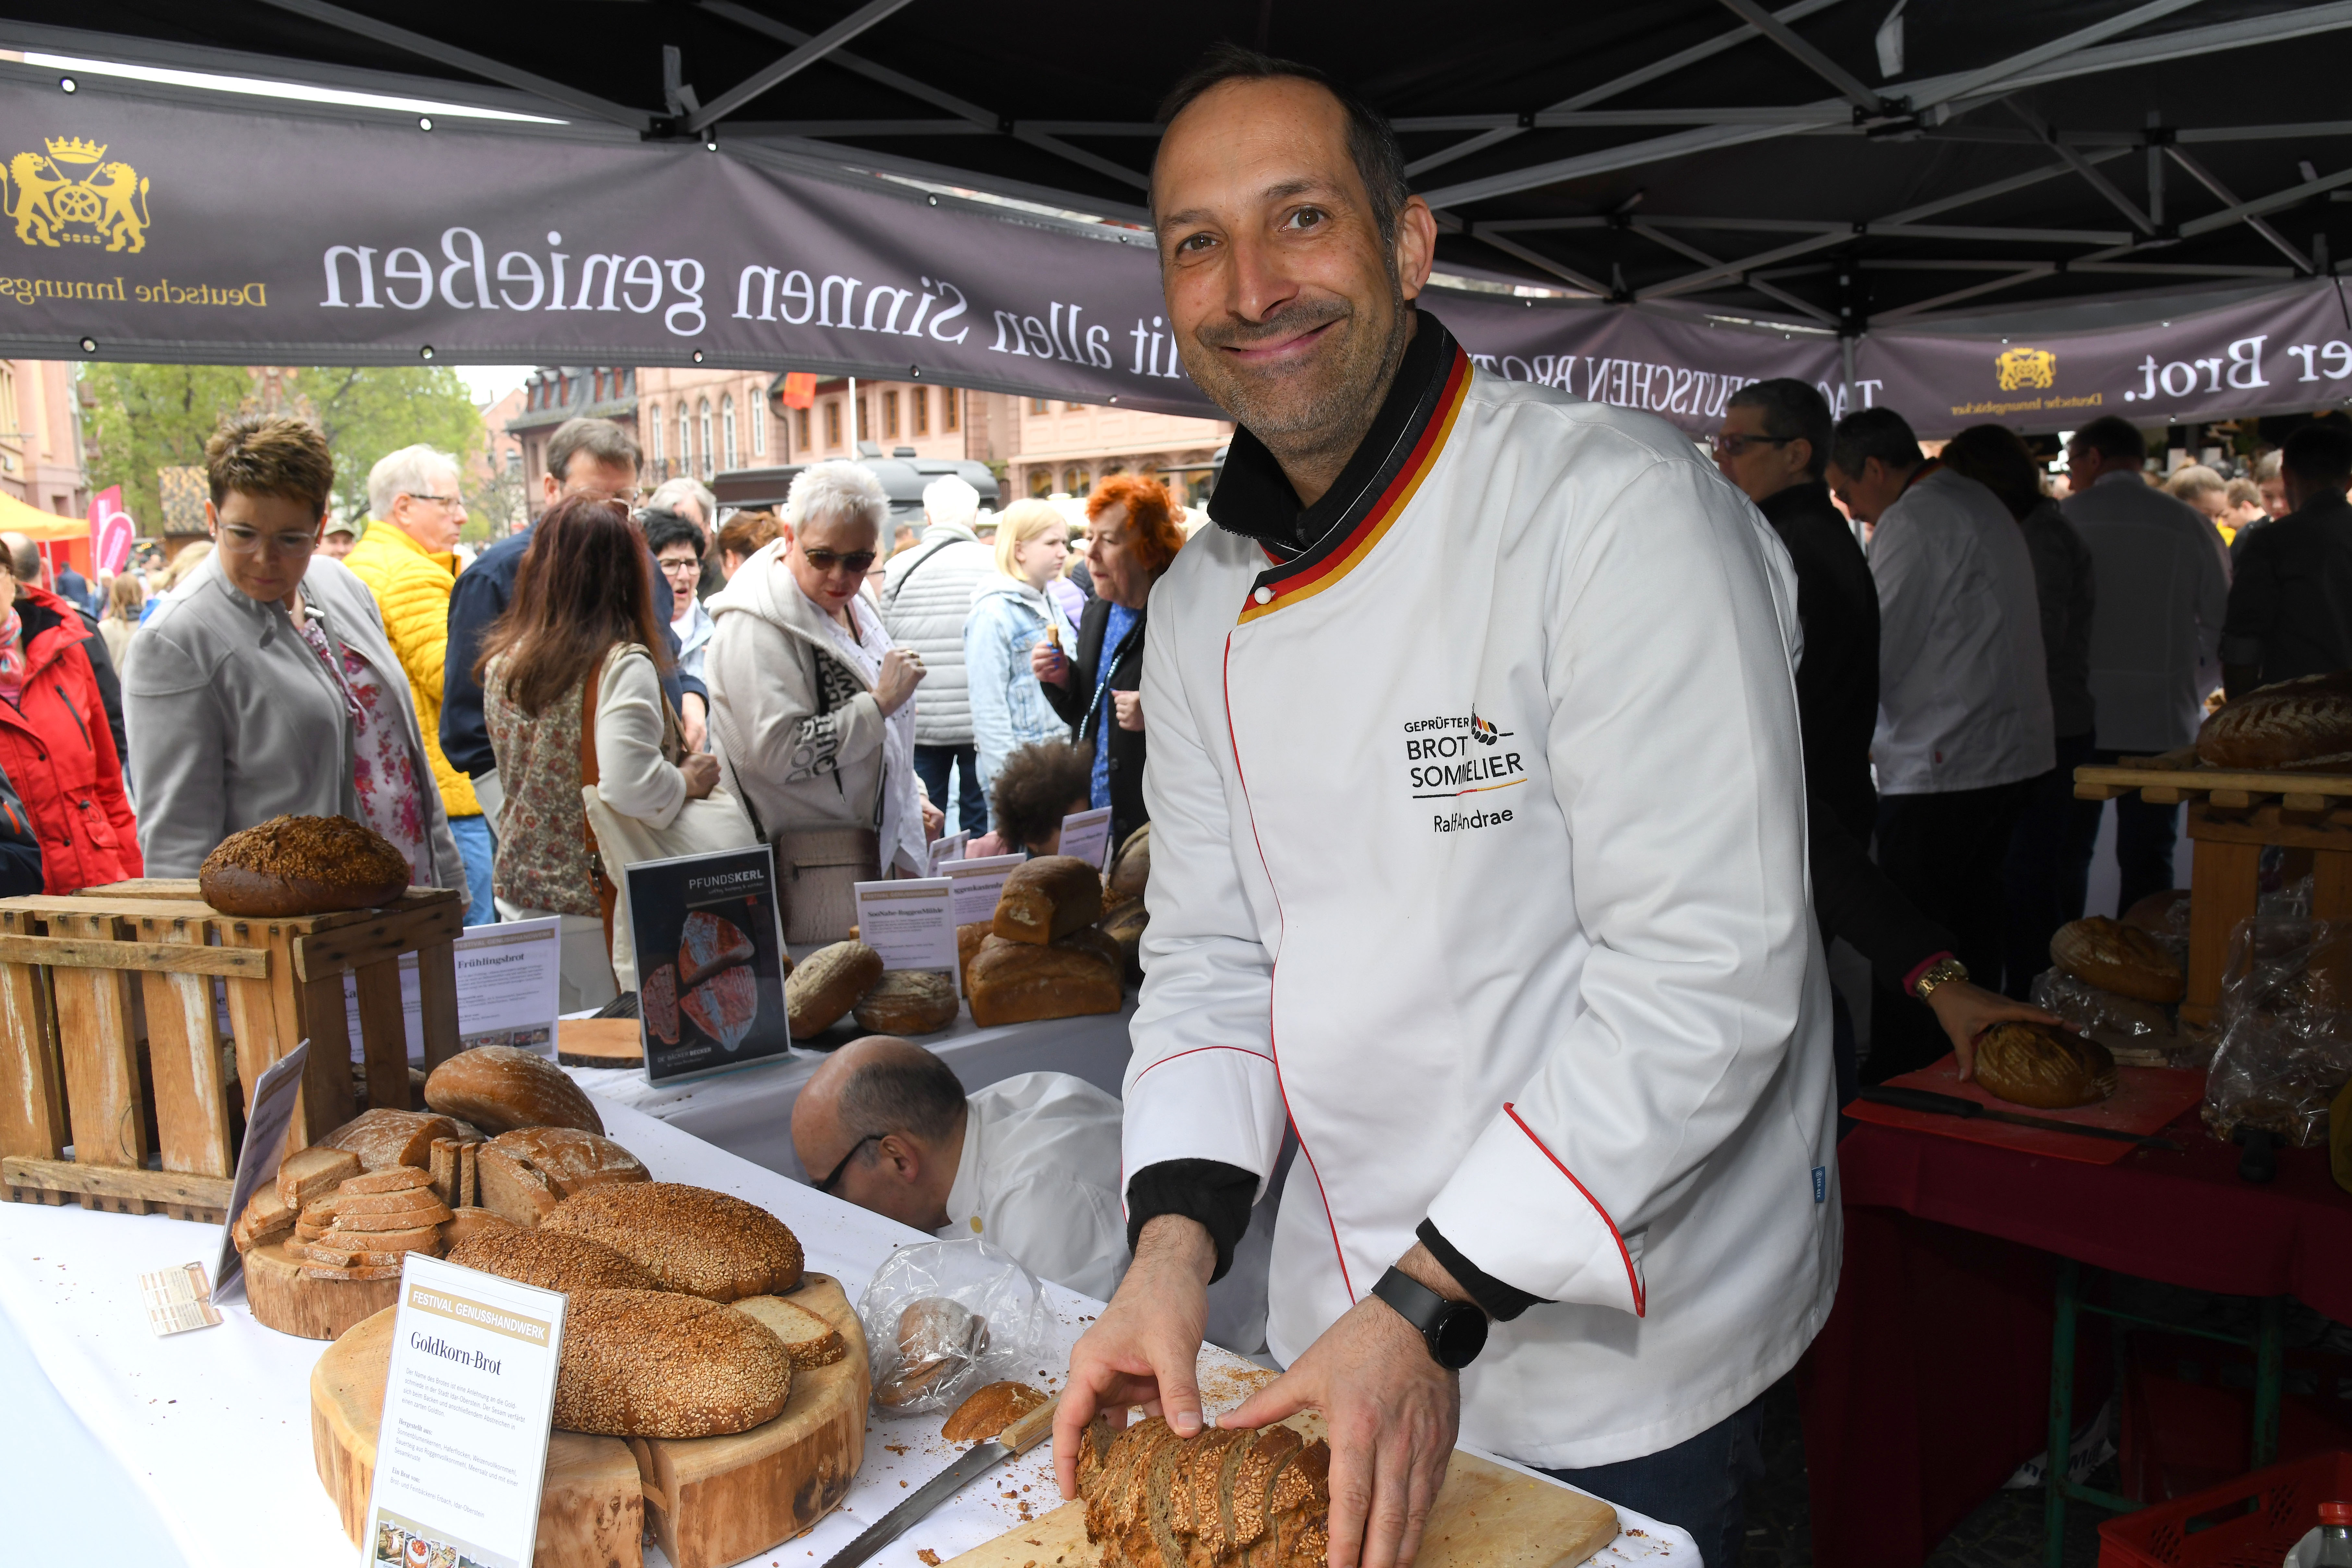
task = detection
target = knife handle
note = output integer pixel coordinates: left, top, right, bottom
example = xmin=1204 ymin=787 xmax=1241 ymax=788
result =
xmin=1857 ymin=1085 xmax=1984 ymax=1119
xmin=1000 ymin=1394 xmax=1060 ymax=1456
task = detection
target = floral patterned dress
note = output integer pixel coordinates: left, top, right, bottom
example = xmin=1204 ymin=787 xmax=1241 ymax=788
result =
xmin=296 ymin=612 xmax=427 ymax=884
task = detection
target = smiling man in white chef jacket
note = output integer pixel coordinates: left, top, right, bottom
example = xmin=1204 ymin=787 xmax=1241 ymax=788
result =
xmin=1049 ymin=44 xmax=1838 ymax=1568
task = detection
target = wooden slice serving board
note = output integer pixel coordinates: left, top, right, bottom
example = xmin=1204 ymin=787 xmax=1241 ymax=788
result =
xmin=945 ymin=1408 xmax=1619 ymax=1568
xmin=311 ymin=1272 xmax=870 ymax=1568
xmin=246 ymin=1239 xmax=403 ymax=1340
xmin=557 ymin=1016 xmax=645 ymax=1067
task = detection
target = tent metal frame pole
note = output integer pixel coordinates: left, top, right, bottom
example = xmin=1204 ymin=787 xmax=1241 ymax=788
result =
xmin=2165 ymin=145 xmax=2318 ymax=272
xmin=1627 ymin=220 xmax=1839 ymax=324
xmin=1872 ymin=265 xmax=2055 ymax=322
xmin=2006 ymin=100 xmax=2154 ymax=233
xmin=686 ymin=0 xmax=918 ymax=133
xmin=245 ymin=0 xmax=651 ymax=129
xmin=1421 ymin=0 xmax=2317 ymax=211
xmin=1463 ymin=228 xmax=1611 ymax=297
xmin=1405 ymin=0 xmax=1849 ymax=177
xmin=1712 ymin=0 xmax=1883 ymax=110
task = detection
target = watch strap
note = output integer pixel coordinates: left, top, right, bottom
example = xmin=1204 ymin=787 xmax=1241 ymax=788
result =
xmin=1370 ymin=1266 xmax=1486 ymax=1369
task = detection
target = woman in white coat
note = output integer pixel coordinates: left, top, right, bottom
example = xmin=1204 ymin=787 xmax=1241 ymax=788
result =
xmin=964 ymin=499 xmax=1077 ymax=794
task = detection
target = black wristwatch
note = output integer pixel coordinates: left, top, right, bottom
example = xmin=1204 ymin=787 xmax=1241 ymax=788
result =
xmin=1371 ymin=1266 xmax=1488 ymax=1370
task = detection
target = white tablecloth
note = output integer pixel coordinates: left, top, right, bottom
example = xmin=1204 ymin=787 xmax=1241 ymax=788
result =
xmin=0 ymin=1091 xmax=1694 ymax=1568
xmin=565 ymin=999 xmax=1140 ymax=1182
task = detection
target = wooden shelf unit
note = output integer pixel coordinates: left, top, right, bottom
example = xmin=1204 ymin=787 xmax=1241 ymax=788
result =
xmin=0 ymin=880 xmax=463 ymax=1222
xmin=2075 ymin=753 xmax=2352 ymax=1024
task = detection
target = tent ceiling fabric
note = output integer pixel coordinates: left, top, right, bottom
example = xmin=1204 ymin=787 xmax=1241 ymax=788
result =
xmin=5 ymin=0 xmax=2351 ymax=327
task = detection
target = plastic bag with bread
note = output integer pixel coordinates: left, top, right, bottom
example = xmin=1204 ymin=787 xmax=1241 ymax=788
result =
xmin=853 ymin=1237 xmax=1051 ymax=1417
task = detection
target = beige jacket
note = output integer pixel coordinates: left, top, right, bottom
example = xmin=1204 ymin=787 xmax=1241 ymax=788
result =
xmin=703 ymin=539 xmax=887 ymax=838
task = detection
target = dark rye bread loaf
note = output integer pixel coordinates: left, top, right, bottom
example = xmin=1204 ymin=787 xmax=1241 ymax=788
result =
xmin=2050 ymin=916 xmax=2184 ymax=1004
xmin=199 ymin=814 xmax=410 ymax=917
xmin=993 ymin=855 xmax=1104 ymax=945
xmin=851 ymin=969 xmax=960 ymax=1035
xmin=2196 ymin=672 xmax=2352 ymax=771
xmin=554 ymin=1289 xmax=793 ymax=1438
xmin=1077 ymin=1415 xmax=1332 ymax=1568
xmin=424 ymin=1044 xmax=605 ymax=1135
xmin=540 ymin=1182 xmax=804 ymax=1301
xmin=785 ymin=941 xmax=884 ymax=1038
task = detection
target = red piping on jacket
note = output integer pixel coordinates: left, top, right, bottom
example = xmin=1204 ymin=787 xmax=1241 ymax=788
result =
xmin=1503 ymin=1102 xmax=1645 ymax=1317
xmin=1222 ymin=629 xmax=1355 ymax=1302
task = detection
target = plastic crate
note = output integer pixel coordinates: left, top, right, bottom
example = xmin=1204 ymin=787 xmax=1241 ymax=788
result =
xmin=2098 ymin=1449 xmax=2352 ymax=1567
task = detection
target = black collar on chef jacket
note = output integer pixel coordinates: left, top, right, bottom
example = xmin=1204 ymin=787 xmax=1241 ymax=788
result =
xmin=1209 ymin=308 xmax=1457 ymax=564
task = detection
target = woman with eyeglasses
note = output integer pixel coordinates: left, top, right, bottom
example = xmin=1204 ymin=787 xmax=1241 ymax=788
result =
xmin=706 ymin=461 xmax=931 ymax=920
xmin=642 ymin=507 xmax=715 ymax=692
xmin=127 ymin=415 xmax=462 ymax=890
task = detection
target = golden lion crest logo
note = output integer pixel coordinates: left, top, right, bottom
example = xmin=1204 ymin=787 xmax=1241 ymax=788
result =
xmin=1 ymin=135 xmax=149 ymax=253
xmin=1995 ymin=345 xmax=2056 ymax=391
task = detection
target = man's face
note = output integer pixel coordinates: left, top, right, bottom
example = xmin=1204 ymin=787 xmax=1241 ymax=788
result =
xmin=1153 ymin=76 xmax=1435 ymax=446
xmin=316 ymin=530 xmax=356 ymax=560
xmin=544 ymin=454 xmax=641 ymax=509
xmin=391 ymin=466 xmax=466 ymax=553
xmin=1713 ymin=405 xmax=1812 ymax=505
xmin=1824 ymin=456 xmax=1908 ymax=525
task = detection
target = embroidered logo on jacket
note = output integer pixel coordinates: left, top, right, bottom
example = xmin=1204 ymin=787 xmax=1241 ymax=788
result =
xmin=1402 ymin=711 xmax=1528 ymax=833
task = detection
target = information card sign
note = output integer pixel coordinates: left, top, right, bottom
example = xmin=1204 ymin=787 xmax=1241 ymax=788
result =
xmin=853 ymin=877 xmax=958 ymax=972
xmin=625 ymin=844 xmax=796 ymax=1083
xmin=1057 ymin=806 xmax=1113 ymax=876
xmin=943 ymin=852 xmax=1025 ymax=926
xmin=361 ymin=1254 xmax=567 ymax=1568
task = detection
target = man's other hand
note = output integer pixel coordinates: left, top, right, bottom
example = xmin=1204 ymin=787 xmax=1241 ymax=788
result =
xmin=1053 ymin=1214 xmax=1214 ymax=1499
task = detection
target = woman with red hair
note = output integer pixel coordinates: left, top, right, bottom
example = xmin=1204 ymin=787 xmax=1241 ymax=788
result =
xmin=1031 ymin=473 xmax=1187 ymax=849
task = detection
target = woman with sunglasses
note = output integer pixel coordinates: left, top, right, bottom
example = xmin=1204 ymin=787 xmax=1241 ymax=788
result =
xmin=705 ymin=462 xmax=931 ymax=914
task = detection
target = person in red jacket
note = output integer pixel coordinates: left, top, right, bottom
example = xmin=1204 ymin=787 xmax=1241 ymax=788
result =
xmin=0 ymin=560 xmax=139 ymax=892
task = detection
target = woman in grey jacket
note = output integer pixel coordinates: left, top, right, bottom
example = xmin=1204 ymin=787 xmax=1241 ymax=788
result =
xmin=705 ymin=462 xmax=928 ymax=882
xmin=125 ymin=416 xmax=462 ymax=888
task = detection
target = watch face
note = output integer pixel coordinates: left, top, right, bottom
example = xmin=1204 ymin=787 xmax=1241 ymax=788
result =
xmin=1433 ymin=1304 xmax=1488 ymax=1369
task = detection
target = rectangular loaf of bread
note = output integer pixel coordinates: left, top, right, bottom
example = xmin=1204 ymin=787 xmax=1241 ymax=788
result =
xmin=967 ymin=931 xmax=1122 ymax=1028
xmin=1077 ymin=1415 xmax=1332 ymax=1568
xmin=992 ymin=856 xmax=1104 ymax=945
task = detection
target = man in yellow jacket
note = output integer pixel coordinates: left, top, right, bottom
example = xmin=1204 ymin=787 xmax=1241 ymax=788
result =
xmin=346 ymin=445 xmax=489 ymax=924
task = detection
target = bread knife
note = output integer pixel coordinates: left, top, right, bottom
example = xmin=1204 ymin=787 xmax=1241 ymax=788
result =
xmin=1858 ymin=1085 xmax=2182 ymax=1151
xmin=819 ymin=1395 xmax=1059 ymax=1568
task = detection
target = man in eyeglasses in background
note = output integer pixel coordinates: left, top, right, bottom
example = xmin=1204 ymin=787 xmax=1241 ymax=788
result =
xmin=1713 ymin=379 xmax=1880 ymax=849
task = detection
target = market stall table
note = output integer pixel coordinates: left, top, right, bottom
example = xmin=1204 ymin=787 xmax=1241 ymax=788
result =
xmin=4 ymin=1090 xmax=1693 ymax=1567
xmin=1798 ymin=1108 xmax=2352 ymax=1568
xmin=564 ymin=998 xmax=1139 ymax=1181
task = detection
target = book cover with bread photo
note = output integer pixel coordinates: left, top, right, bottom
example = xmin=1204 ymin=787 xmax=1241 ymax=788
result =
xmin=624 ymin=844 xmax=795 ymax=1084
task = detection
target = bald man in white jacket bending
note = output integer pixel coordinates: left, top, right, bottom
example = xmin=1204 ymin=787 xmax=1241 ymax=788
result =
xmin=1051 ymin=50 xmax=1836 ymax=1568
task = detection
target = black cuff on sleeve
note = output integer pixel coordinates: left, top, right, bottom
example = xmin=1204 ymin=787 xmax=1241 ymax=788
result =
xmin=1416 ymin=1219 xmax=1545 ymax=1323
xmin=1125 ymin=1158 xmax=1257 ymax=1285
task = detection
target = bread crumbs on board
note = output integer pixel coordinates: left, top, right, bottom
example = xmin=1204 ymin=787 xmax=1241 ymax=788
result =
xmin=916 ymin=1552 xmax=940 ymax=1566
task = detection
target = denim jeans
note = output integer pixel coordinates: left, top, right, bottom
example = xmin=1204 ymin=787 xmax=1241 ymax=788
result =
xmin=447 ymin=812 xmax=496 ymax=929
xmin=1538 ymin=1393 xmax=1766 ymax=1566
xmin=914 ymin=742 xmax=988 ymax=837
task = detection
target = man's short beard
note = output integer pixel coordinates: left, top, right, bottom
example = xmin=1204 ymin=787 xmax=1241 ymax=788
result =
xmin=1184 ymin=261 xmax=1413 ymax=459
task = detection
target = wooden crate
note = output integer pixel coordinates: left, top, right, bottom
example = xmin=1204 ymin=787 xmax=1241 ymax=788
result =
xmin=2075 ymin=751 xmax=2352 ymax=1024
xmin=0 ymin=880 xmax=464 ymax=1222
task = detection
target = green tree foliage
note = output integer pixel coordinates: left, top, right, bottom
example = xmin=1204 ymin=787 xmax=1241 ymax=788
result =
xmin=82 ymin=364 xmax=486 ymax=534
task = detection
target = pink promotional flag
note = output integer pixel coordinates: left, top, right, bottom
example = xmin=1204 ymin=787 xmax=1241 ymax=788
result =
xmin=88 ymin=485 xmax=133 ymax=574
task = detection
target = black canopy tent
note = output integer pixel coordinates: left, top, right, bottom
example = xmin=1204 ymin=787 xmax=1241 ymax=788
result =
xmin=0 ymin=0 xmax=2349 ymax=434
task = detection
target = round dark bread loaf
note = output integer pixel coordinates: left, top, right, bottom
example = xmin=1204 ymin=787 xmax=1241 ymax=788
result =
xmin=2050 ymin=916 xmax=2183 ymax=1004
xmin=1973 ymin=1022 xmax=2117 ymax=1109
xmin=425 ymin=1044 xmax=605 ymax=1135
xmin=786 ymin=940 xmax=884 ymax=1038
xmin=554 ymin=1289 xmax=793 ymax=1438
xmin=541 ymin=1182 xmax=804 ymax=1300
xmin=852 ymin=969 xmax=960 ymax=1035
xmin=200 ymin=814 xmax=410 ymax=916
xmin=2196 ymin=672 xmax=2352 ymax=771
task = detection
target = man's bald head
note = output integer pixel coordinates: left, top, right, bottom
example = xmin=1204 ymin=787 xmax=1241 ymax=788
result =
xmin=793 ymin=1037 xmax=968 ymax=1227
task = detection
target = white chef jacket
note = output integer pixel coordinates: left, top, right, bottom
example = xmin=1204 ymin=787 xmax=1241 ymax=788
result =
xmin=1126 ymin=321 xmax=1838 ymax=1471
xmin=933 ymin=1070 xmax=1276 ymax=1353
xmin=1869 ymin=466 xmax=2056 ymax=794
xmin=936 ymin=1072 xmax=1130 ymax=1303
xmin=2061 ymin=469 xmax=2229 ymax=754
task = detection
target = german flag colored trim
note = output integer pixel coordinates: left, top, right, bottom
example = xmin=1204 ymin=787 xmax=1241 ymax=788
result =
xmin=1235 ymin=346 xmax=1473 ymax=626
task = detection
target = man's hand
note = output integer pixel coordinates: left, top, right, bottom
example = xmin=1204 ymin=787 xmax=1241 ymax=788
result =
xmin=679 ymin=693 xmax=708 ymax=754
xmin=1924 ymin=978 xmax=2065 ymax=1079
xmin=1220 ymin=1243 xmax=1463 ymax=1568
xmin=921 ymin=795 xmax=945 ymax=838
xmin=678 ymin=751 xmax=720 ymax=801
xmin=1113 ymin=689 xmax=1145 ymax=732
xmin=1053 ymin=1214 xmax=1214 ymax=1500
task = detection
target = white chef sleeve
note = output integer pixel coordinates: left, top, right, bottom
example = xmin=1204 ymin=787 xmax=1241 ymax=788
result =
xmin=1424 ymin=454 xmax=1815 ymax=1317
xmin=1119 ymin=575 xmax=1290 ymax=1204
